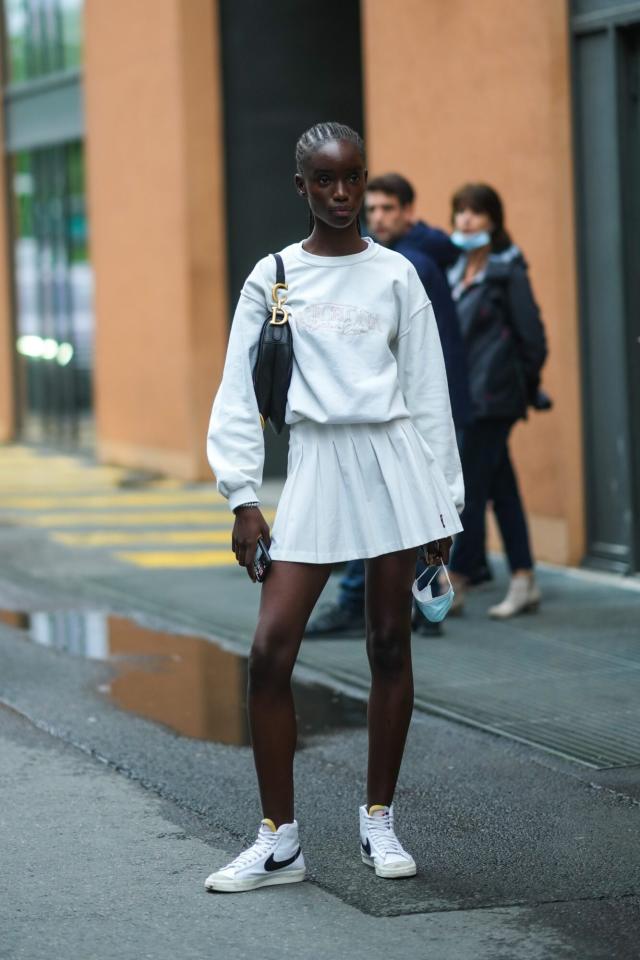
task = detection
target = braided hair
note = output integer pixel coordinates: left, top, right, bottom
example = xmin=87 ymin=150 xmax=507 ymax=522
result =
xmin=295 ymin=122 xmax=366 ymax=234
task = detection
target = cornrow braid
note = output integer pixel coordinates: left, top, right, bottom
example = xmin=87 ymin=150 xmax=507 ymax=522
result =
xmin=295 ymin=122 xmax=366 ymax=235
xmin=295 ymin=121 xmax=365 ymax=175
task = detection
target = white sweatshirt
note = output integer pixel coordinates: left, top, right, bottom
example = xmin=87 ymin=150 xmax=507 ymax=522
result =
xmin=207 ymin=238 xmax=464 ymax=513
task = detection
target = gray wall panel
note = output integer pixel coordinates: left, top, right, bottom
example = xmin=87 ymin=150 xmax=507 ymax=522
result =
xmin=574 ymin=30 xmax=633 ymax=566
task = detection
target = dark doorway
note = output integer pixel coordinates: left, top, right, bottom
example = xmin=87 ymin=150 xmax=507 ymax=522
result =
xmin=218 ymin=0 xmax=364 ymax=476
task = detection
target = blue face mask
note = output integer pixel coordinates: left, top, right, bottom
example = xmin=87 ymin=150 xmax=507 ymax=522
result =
xmin=451 ymin=230 xmax=491 ymax=252
xmin=412 ymin=563 xmax=455 ymax=623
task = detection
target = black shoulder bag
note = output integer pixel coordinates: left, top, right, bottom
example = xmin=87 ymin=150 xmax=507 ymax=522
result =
xmin=252 ymin=254 xmax=293 ymax=434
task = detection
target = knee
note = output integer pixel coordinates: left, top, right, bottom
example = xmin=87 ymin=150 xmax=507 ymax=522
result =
xmin=366 ymin=625 xmax=408 ymax=677
xmin=249 ymin=624 xmax=295 ymax=693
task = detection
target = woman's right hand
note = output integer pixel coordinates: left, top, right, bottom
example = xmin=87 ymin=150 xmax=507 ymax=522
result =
xmin=231 ymin=507 xmax=271 ymax=582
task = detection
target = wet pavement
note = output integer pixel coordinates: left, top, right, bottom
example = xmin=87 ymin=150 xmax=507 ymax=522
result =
xmin=1 ymin=445 xmax=640 ymax=957
xmin=1 ymin=608 xmax=367 ymax=745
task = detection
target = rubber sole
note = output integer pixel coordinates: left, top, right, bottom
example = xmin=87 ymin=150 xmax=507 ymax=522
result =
xmin=205 ymin=867 xmax=306 ymax=893
xmin=361 ymin=851 xmax=417 ymax=879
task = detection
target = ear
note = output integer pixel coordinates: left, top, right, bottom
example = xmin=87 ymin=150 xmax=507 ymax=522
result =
xmin=294 ymin=173 xmax=307 ymax=198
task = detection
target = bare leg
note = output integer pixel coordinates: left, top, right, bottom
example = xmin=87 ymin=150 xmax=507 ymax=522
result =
xmin=364 ymin=549 xmax=417 ymax=808
xmin=248 ymin=560 xmax=332 ymax=826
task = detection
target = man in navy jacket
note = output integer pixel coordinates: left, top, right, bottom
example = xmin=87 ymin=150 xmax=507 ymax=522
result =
xmin=305 ymin=174 xmax=471 ymax=637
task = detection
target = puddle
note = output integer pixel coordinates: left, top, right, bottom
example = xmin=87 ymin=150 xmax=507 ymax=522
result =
xmin=0 ymin=608 xmax=367 ymax=746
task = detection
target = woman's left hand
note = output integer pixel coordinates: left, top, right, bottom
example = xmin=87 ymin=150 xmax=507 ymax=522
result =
xmin=424 ymin=536 xmax=453 ymax=565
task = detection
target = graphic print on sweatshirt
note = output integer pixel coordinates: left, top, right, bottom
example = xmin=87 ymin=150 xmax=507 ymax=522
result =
xmin=297 ymin=302 xmax=381 ymax=337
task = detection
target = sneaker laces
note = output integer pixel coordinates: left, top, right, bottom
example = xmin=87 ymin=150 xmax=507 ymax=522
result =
xmin=225 ymin=824 xmax=276 ymax=871
xmin=367 ymin=809 xmax=406 ymax=859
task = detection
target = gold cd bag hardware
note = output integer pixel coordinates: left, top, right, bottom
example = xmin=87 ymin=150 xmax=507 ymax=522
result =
xmin=252 ymin=253 xmax=294 ymax=434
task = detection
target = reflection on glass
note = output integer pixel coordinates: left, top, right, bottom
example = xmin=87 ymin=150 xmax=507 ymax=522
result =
xmin=11 ymin=141 xmax=94 ymax=446
xmin=2 ymin=0 xmax=83 ymax=84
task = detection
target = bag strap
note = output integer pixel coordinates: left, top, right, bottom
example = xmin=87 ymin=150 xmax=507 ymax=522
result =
xmin=269 ymin=253 xmax=288 ymax=326
xmin=272 ymin=253 xmax=285 ymax=285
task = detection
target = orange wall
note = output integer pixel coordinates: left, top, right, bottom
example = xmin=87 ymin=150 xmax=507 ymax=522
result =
xmin=83 ymin=0 xmax=228 ymax=479
xmin=0 ymin=103 xmax=15 ymax=442
xmin=362 ymin=0 xmax=584 ymax=564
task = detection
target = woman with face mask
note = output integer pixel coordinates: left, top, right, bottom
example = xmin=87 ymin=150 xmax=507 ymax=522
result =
xmin=446 ymin=183 xmax=548 ymax=618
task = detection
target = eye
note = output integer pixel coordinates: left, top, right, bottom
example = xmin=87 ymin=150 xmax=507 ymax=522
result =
xmin=317 ymin=174 xmax=331 ymax=186
xmin=349 ymin=173 xmax=361 ymax=183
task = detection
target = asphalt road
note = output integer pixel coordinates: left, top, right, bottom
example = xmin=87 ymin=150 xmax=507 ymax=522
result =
xmin=1 ymin=451 xmax=639 ymax=958
xmin=1 ymin=596 xmax=639 ymax=959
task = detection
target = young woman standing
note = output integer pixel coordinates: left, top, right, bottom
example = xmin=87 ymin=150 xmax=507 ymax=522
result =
xmin=446 ymin=183 xmax=547 ymax=618
xmin=204 ymin=123 xmax=463 ymax=893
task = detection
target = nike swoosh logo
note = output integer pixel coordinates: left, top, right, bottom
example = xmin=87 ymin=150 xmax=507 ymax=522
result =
xmin=264 ymin=846 xmax=301 ymax=872
xmin=361 ymin=838 xmax=371 ymax=856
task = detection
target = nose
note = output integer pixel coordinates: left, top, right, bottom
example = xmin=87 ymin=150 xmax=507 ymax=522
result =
xmin=333 ymin=179 xmax=348 ymax=200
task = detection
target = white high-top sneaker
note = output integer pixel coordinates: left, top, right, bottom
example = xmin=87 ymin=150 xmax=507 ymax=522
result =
xmin=204 ymin=819 xmax=305 ymax=893
xmin=488 ymin=573 xmax=541 ymax=620
xmin=359 ymin=804 xmax=416 ymax=878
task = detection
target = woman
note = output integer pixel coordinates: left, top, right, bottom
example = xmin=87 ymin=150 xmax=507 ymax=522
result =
xmin=204 ymin=122 xmax=463 ymax=893
xmin=446 ymin=183 xmax=547 ymax=618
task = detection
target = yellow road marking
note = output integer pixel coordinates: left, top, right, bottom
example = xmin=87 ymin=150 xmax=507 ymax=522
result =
xmin=24 ymin=510 xmax=232 ymax=527
xmin=24 ymin=508 xmax=276 ymax=527
xmin=52 ymin=530 xmax=234 ymax=547
xmin=0 ymin=480 xmax=152 ymax=493
xmin=0 ymin=471 xmax=126 ymax=485
xmin=115 ymin=550 xmax=237 ymax=568
xmin=0 ymin=491 xmax=224 ymax=509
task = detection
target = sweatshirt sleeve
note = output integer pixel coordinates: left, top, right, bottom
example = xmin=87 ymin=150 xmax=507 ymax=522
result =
xmin=395 ymin=298 xmax=465 ymax=513
xmin=206 ymin=261 xmax=269 ymax=512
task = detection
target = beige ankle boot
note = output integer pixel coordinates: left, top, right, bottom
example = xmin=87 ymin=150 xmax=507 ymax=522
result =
xmin=488 ymin=573 xmax=541 ymax=620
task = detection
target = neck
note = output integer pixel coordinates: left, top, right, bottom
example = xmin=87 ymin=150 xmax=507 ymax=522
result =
xmin=465 ymin=245 xmax=490 ymax=276
xmin=302 ymin=219 xmax=367 ymax=256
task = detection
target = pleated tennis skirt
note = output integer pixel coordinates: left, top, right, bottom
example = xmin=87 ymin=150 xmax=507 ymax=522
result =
xmin=269 ymin=418 xmax=463 ymax=564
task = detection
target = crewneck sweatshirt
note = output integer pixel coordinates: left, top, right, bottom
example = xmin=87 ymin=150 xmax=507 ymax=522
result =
xmin=207 ymin=238 xmax=464 ymax=513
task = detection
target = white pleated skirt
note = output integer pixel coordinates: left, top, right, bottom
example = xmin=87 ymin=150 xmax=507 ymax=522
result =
xmin=269 ymin=418 xmax=463 ymax=564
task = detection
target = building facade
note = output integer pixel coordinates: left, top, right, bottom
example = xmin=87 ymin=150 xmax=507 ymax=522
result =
xmin=1 ymin=0 xmax=638 ymax=573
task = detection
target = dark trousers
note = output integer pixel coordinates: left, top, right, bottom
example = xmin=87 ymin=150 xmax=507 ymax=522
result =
xmin=449 ymin=418 xmax=533 ymax=577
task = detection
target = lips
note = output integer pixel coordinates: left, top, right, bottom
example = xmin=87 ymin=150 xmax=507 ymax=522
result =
xmin=331 ymin=207 xmax=352 ymax=217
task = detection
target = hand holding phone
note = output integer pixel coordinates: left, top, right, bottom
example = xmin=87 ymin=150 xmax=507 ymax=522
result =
xmin=253 ymin=537 xmax=272 ymax=582
xmin=231 ymin=507 xmax=271 ymax=581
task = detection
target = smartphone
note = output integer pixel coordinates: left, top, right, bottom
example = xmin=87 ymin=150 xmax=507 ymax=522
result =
xmin=253 ymin=537 xmax=272 ymax=583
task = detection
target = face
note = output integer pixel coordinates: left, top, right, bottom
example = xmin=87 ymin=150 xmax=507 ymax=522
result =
xmin=295 ymin=139 xmax=367 ymax=230
xmin=453 ymin=206 xmax=494 ymax=235
xmin=364 ymin=191 xmax=413 ymax=244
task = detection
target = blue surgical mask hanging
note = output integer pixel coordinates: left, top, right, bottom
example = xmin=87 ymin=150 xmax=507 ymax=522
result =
xmin=451 ymin=230 xmax=491 ymax=252
xmin=412 ymin=562 xmax=455 ymax=623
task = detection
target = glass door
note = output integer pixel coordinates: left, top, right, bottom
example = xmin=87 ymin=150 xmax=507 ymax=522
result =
xmin=11 ymin=140 xmax=94 ymax=447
